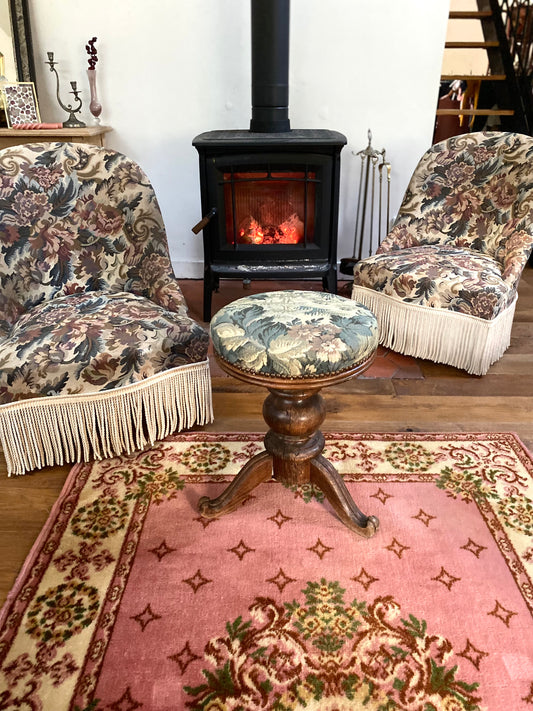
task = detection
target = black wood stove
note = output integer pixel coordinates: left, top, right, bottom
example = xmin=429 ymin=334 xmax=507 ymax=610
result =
xmin=193 ymin=0 xmax=346 ymax=321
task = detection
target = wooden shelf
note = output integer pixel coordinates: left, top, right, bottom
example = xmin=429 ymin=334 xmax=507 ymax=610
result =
xmin=436 ymin=108 xmax=514 ymax=116
xmin=0 ymin=126 xmax=112 ymax=151
xmin=445 ymin=40 xmax=499 ymax=48
xmin=449 ymin=10 xmax=493 ymax=19
xmin=441 ymin=74 xmax=506 ymax=81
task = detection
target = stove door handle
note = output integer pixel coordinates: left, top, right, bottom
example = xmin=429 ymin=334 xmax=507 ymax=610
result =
xmin=192 ymin=207 xmax=217 ymax=234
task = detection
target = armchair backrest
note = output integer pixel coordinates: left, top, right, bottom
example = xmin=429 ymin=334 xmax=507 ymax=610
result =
xmin=379 ymin=132 xmax=533 ymax=277
xmin=0 ymin=142 xmax=177 ymax=330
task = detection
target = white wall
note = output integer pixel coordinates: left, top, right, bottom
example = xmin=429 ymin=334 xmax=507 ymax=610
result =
xmin=29 ymin=0 xmax=449 ymax=278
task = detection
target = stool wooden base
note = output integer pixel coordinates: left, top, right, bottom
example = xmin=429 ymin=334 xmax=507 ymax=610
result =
xmin=199 ymin=356 xmax=379 ymax=538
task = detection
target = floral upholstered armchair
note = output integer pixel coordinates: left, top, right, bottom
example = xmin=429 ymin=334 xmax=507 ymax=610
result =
xmin=352 ymin=131 xmax=533 ymax=375
xmin=0 ymin=142 xmax=212 ymax=475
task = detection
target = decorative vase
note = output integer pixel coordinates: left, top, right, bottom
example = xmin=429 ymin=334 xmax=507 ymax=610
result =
xmin=87 ymin=68 xmax=102 ymax=124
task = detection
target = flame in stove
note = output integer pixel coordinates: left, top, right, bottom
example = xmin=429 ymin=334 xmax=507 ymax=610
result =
xmin=239 ymin=217 xmax=264 ymax=244
xmin=279 ymin=213 xmax=304 ymax=243
xmin=239 ymin=213 xmax=304 ymax=245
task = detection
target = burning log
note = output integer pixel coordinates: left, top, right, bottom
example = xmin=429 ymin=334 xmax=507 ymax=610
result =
xmin=239 ymin=213 xmax=304 ymax=245
xmin=239 ymin=216 xmax=264 ymax=243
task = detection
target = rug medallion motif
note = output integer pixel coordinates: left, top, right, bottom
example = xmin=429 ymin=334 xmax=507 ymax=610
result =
xmin=0 ymin=432 xmax=532 ymax=710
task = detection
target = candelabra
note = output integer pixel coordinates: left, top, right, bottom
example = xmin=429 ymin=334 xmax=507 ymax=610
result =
xmin=45 ymin=52 xmax=86 ymax=128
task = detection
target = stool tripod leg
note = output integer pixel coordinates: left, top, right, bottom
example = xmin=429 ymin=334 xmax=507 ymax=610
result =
xmin=310 ymin=455 xmax=379 ymax=538
xmin=199 ymin=451 xmax=273 ymax=519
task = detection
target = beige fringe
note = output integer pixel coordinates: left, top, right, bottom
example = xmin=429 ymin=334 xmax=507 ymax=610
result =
xmin=351 ymin=286 xmax=517 ymax=376
xmin=0 ymin=360 xmax=213 ymax=476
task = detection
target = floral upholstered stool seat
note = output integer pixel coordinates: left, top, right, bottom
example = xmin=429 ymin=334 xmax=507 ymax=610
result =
xmin=200 ymin=290 xmax=380 ymax=537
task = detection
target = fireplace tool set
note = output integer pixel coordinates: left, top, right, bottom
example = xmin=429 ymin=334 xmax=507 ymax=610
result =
xmin=340 ymin=130 xmax=391 ymax=276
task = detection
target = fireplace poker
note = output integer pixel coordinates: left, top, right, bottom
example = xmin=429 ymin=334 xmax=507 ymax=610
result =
xmin=357 ymin=140 xmax=372 ymax=262
xmin=353 ymin=152 xmax=366 ymax=259
xmin=378 ymin=155 xmax=392 ymax=244
xmin=378 ymin=159 xmax=384 ymax=245
xmin=386 ymin=160 xmax=391 ymax=233
xmin=369 ymin=152 xmax=379 ymax=256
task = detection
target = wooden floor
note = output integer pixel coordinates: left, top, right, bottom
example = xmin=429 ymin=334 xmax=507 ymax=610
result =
xmin=1 ymin=268 xmax=532 ymax=606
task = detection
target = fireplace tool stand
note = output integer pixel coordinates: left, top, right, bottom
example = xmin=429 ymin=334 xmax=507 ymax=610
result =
xmin=340 ymin=129 xmax=391 ymax=276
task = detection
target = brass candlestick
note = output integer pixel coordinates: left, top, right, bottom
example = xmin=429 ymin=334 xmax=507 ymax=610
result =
xmin=45 ymin=51 xmax=86 ymax=128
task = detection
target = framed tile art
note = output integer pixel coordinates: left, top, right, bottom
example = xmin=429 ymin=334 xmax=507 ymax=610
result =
xmin=1 ymin=82 xmax=41 ymax=127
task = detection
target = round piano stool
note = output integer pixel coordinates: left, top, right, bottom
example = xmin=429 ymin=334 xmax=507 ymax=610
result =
xmin=199 ymin=290 xmax=380 ymax=538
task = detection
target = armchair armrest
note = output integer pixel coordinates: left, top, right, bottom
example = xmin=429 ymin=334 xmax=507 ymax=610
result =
xmin=129 ymin=253 xmax=188 ymax=315
xmin=148 ymin=275 xmax=188 ymax=315
xmin=377 ymin=222 xmax=422 ymax=254
xmin=500 ymin=221 xmax=533 ymax=291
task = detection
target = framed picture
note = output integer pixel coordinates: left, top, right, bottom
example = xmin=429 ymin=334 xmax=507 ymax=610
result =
xmin=2 ymin=81 xmax=40 ymax=127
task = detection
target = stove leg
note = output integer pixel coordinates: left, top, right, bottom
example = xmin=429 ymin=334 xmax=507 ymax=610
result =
xmin=203 ymin=269 xmax=218 ymax=321
xmin=322 ymin=267 xmax=337 ymax=294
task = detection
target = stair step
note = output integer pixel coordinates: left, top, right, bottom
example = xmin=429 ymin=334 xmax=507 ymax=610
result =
xmin=441 ymin=74 xmax=506 ymax=81
xmin=436 ymin=108 xmax=515 ymax=116
xmin=445 ymin=41 xmax=499 ymax=48
xmin=449 ymin=10 xmax=493 ymax=19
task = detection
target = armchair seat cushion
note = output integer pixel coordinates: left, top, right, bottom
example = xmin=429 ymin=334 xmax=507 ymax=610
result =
xmin=0 ymin=291 xmax=209 ymax=403
xmin=354 ymin=244 xmax=512 ymax=320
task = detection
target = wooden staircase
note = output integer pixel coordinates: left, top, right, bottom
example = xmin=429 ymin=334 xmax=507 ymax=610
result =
xmin=434 ymin=0 xmax=531 ymax=140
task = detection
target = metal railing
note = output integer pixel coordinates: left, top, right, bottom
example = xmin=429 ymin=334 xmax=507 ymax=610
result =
xmin=493 ymin=0 xmax=533 ymax=132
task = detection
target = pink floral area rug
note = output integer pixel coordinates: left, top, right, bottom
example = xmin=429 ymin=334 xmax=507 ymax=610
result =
xmin=1 ymin=432 xmax=533 ymax=711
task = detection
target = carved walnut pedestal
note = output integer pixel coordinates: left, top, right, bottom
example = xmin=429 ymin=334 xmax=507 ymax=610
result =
xmin=199 ymin=290 xmax=380 ymax=538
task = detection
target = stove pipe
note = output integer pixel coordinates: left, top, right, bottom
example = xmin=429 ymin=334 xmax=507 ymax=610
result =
xmin=250 ymin=0 xmax=291 ymax=133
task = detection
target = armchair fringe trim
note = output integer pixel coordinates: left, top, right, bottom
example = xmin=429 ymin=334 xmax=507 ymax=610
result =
xmin=0 ymin=361 xmax=213 ymax=476
xmin=351 ymin=286 xmax=516 ymax=376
